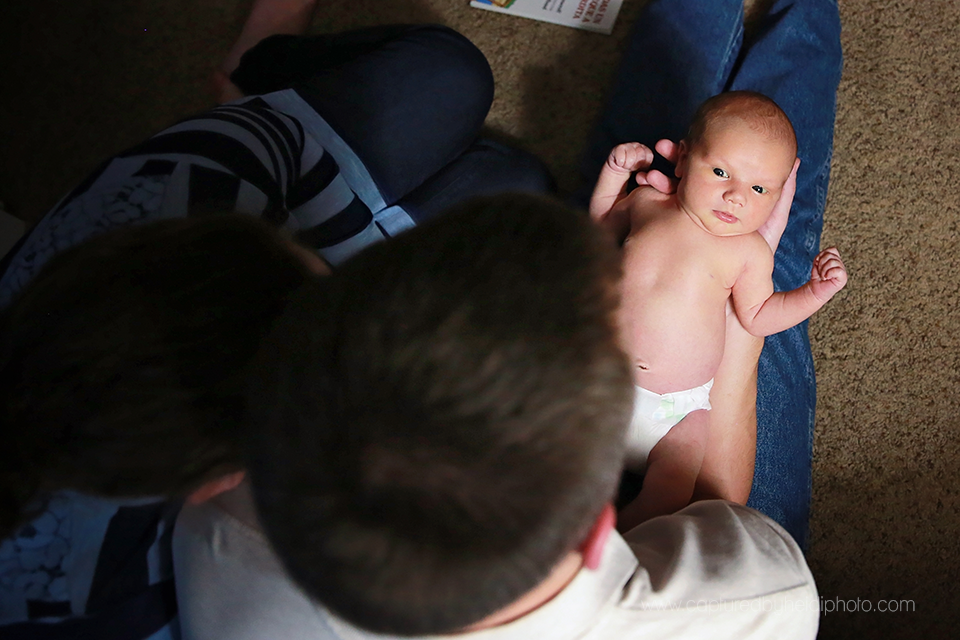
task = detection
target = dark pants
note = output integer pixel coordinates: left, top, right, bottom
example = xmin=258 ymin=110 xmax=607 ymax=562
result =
xmin=231 ymin=25 xmax=555 ymax=224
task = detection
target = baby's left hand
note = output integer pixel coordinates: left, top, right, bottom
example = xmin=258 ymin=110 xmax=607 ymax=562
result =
xmin=809 ymin=247 xmax=848 ymax=302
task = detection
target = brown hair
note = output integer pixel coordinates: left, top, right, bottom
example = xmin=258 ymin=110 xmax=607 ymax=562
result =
xmin=246 ymin=194 xmax=634 ymax=635
xmin=0 ymin=215 xmax=312 ymax=537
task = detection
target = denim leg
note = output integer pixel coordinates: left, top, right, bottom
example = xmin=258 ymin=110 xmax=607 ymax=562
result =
xmin=574 ymin=0 xmax=745 ymax=207
xmin=729 ymin=0 xmax=843 ymax=548
xmin=728 ymin=0 xmax=843 ymax=288
xmin=397 ymin=139 xmax=556 ymax=225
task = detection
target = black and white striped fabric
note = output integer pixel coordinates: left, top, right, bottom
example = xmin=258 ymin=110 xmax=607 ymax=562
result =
xmin=0 ymin=89 xmax=416 ymax=306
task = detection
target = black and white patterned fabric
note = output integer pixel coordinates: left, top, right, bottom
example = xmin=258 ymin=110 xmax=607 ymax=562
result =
xmin=0 ymin=90 xmax=416 ymax=306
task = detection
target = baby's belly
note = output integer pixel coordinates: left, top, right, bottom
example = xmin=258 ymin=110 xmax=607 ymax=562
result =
xmin=619 ymin=283 xmax=728 ymax=394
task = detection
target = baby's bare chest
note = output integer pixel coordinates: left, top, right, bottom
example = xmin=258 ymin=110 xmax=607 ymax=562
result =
xmin=621 ymin=219 xmax=743 ymax=300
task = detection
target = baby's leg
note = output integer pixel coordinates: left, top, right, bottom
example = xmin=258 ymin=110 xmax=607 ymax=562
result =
xmin=617 ymin=409 xmax=709 ymax=533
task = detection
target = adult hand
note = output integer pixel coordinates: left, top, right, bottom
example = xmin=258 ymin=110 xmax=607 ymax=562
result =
xmin=213 ymin=71 xmax=245 ymax=104
xmin=756 ymin=158 xmax=800 ymax=252
xmin=697 ymin=157 xmax=799 ymax=506
xmin=215 ymin=0 xmax=319 ymax=103
xmin=634 ymin=139 xmax=680 ymax=195
xmin=590 ymin=140 xmax=677 ymax=228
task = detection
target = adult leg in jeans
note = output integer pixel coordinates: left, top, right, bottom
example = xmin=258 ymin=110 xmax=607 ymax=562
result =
xmin=395 ymin=138 xmax=555 ymax=224
xmin=580 ymin=0 xmax=841 ymax=547
xmin=231 ymin=25 xmax=553 ymax=220
xmin=728 ymin=0 xmax=843 ymax=548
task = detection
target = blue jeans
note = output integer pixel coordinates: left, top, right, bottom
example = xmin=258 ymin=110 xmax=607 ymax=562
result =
xmin=231 ymin=25 xmax=555 ymax=223
xmin=579 ymin=0 xmax=842 ymax=547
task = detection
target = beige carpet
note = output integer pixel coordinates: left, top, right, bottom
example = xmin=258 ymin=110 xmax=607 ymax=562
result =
xmin=3 ymin=0 xmax=958 ymax=637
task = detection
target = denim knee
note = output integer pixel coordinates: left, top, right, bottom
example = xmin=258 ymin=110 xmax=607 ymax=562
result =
xmin=476 ymin=139 xmax=556 ymax=195
xmin=398 ymin=25 xmax=495 ymax=121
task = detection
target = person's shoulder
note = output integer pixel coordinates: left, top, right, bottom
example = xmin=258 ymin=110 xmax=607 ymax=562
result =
xmin=613 ymin=500 xmax=818 ymax=637
xmin=741 ymin=230 xmax=774 ymax=259
xmin=624 ymin=500 xmax=809 ymax=571
xmin=173 ymin=488 xmax=343 ymax=640
xmin=725 ymin=230 xmax=773 ymax=275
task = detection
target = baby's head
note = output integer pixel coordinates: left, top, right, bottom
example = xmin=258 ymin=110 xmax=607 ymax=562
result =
xmin=675 ymin=91 xmax=797 ymax=236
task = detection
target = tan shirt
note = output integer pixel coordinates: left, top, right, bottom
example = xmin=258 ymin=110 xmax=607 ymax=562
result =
xmin=173 ymin=490 xmax=818 ymax=640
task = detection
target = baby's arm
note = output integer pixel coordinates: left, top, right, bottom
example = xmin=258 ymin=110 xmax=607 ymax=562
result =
xmin=734 ymin=246 xmax=848 ymax=337
xmin=617 ymin=410 xmax=709 ymax=531
xmin=590 ymin=143 xmax=651 ymax=220
xmin=589 ymin=143 xmax=654 ymax=241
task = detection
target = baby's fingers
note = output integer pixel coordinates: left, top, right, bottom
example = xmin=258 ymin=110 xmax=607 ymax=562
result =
xmin=814 ymin=248 xmax=848 ymax=288
xmin=610 ymin=142 xmax=653 ymax=171
xmin=822 ymin=263 xmax=848 ymax=288
xmin=817 ymin=246 xmax=843 ymax=260
xmin=813 ymin=247 xmax=843 ymax=271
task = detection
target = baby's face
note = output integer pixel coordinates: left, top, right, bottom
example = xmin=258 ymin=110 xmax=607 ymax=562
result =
xmin=675 ymin=119 xmax=795 ymax=237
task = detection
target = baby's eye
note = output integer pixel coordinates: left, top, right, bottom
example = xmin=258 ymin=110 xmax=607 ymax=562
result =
xmin=752 ymin=185 xmax=768 ymax=194
xmin=713 ymin=168 xmax=728 ymax=178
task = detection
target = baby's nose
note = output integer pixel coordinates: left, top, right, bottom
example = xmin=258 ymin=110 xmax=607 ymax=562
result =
xmin=724 ymin=187 xmax=746 ymax=205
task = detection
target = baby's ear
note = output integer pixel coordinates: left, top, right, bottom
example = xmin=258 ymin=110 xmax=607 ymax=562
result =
xmin=673 ymin=140 xmax=690 ymax=178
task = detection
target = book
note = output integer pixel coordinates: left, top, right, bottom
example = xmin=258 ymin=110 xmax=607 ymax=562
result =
xmin=470 ymin=0 xmax=624 ymax=35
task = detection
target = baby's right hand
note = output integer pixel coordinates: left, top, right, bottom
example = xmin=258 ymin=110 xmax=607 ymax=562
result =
xmin=606 ymin=142 xmax=653 ymax=173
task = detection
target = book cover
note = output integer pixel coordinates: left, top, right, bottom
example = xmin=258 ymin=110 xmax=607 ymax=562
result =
xmin=470 ymin=0 xmax=623 ymax=35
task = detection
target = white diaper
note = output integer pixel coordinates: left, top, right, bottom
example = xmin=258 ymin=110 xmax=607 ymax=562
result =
xmin=625 ymin=379 xmax=713 ymax=470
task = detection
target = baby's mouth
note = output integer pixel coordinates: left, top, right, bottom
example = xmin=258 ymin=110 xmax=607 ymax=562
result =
xmin=713 ymin=210 xmax=739 ymax=224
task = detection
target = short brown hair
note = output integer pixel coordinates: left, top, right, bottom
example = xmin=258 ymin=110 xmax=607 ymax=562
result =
xmin=246 ymin=194 xmax=634 ymax=635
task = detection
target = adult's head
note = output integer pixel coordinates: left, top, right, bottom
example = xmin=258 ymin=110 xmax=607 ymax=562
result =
xmin=676 ymin=90 xmax=797 ymax=236
xmin=0 ymin=215 xmax=318 ymax=537
xmin=246 ymin=193 xmax=635 ymax=635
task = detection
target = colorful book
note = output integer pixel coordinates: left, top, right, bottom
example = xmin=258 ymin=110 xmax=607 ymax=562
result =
xmin=470 ymin=0 xmax=624 ymax=35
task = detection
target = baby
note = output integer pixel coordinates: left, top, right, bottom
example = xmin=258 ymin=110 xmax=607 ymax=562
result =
xmin=590 ymin=91 xmax=847 ymax=526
